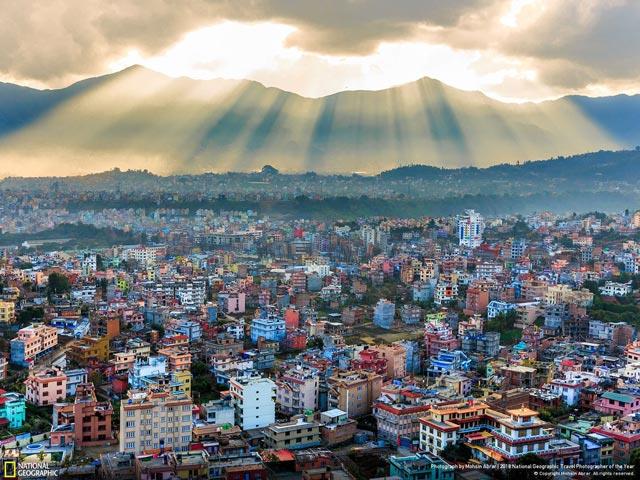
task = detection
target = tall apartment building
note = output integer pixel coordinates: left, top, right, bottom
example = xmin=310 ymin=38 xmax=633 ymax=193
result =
xmin=119 ymin=388 xmax=193 ymax=454
xmin=327 ymin=370 xmax=383 ymax=418
xmin=373 ymin=299 xmax=395 ymax=330
xmin=276 ymin=365 xmax=319 ymax=414
xmin=456 ymin=209 xmax=485 ymax=248
xmin=10 ymin=323 xmax=58 ymax=366
xmin=229 ymin=372 xmax=276 ymax=430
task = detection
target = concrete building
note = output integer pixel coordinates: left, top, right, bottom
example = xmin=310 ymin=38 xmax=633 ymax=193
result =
xmin=400 ymin=304 xmax=422 ymax=325
xmin=25 ymin=368 xmax=67 ymax=406
xmin=263 ymin=415 xmax=322 ymax=450
xmin=229 ymin=371 xmax=276 ymax=430
xmin=276 ymin=365 xmax=319 ymax=414
xmin=250 ymin=314 xmax=286 ymax=343
xmin=600 ymin=281 xmax=633 ymax=297
xmin=0 ymin=301 xmax=15 ymax=323
xmin=65 ymin=368 xmax=88 ymax=397
xmin=129 ymin=356 xmax=168 ymax=390
xmin=10 ymin=323 xmax=58 ymax=366
xmin=119 ymin=388 xmax=193 ymax=454
xmin=327 ymin=370 xmax=383 ymax=418
xmin=319 ymin=409 xmax=357 ymax=446
xmin=375 ymin=343 xmax=407 ymax=379
xmin=374 ymin=398 xmax=432 ymax=444
xmin=0 ymin=391 xmax=26 ymax=429
xmin=457 ymin=209 xmax=485 ymax=248
xmin=52 ymin=383 xmax=114 ymax=448
xmin=202 ymin=397 xmax=235 ymax=426
xmin=157 ymin=346 xmax=192 ymax=372
xmin=549 ymin=378 xmax=583 ymax=407
xmin=461 ymin=330 xmax=500 ymax=358
xmin=373 ymin=299 xmax=395 ymax=330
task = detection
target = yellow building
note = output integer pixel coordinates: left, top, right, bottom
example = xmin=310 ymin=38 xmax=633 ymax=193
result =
xmin=0 ymin=301 xmax=15 ymax=323
xmin=172 ymin=370 xmax=192 ymax=397
xmin=68 ymin=336 xmax=110 ymax=364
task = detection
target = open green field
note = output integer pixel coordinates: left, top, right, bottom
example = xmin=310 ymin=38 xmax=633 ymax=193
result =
xmin=344 ymin=322 xmax=422 ymax=345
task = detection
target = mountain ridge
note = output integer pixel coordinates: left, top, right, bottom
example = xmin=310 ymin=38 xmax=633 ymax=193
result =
xmin=0 ymin=66 xmax=639 ymax=176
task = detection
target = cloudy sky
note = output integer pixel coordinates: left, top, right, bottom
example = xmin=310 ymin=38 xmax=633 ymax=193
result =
xmin=2 ymin=0 xmax=639 ymax=102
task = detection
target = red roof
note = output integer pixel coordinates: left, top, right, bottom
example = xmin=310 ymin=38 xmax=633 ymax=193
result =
xmin=262 ymin=449 xmax=295 ymax=462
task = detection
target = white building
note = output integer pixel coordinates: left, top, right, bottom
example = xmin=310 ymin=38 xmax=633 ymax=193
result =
xmin=202 ymin=398 xmax=235 ymax=426
xmin=549 ymin=378 xmax=582 ymax=406
xmin=599 ymin=281 xmax=633 ymax=297
xmin=229 ymin=371 xmax=276 ymax=430
xmin=81 ymin=253 xmax=97 ymax=276
xmin=305 ymin=262 xmax=331 ymax=278
xmin=434 ymin=283 xmax=458 ymax=306
xmin=360 ymin=225 xmax=387 ymax=248
xmin=71 ymin=285 xmax=97 ymax=303
xmin=487 ymin=300 xmax=517 ymax=319
xmin=120 ymin=245 xmax=165 ymax=267
xmin=456 ymin=210 xmax=485 ymax=248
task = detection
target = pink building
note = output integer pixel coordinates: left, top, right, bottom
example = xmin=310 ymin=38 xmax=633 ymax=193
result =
xmin=221 ymin=290 xmax=245 ymax=314
xmin=350 ymin=349 xmax=388 ymax=376
xmin=594 ymin=391 xmax=640 ymax=417
xmin=25 ymin=368 xmax=67 ymax=406
xmin=10 ymin=323 xmax=58 ymax=366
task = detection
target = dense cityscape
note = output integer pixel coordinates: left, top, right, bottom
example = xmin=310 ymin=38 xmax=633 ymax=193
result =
xmin=3 ymin=1 xmax=640 ymax=478
xmin=0 ymin=193 xmax=638 ymax=479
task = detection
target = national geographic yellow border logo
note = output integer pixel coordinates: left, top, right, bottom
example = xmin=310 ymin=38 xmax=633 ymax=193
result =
xmin=3 ymin=460 xmax=17 ymax=478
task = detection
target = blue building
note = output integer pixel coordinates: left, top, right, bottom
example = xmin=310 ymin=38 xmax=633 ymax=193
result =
xmin=0 ymin=392 xmax=26 ymax=429
xmin=427 ymin=350 xmax=471 ymax=377
xmin=65 ymin=368 xmax=88 ymax=397
xmin=169 ymin=320 xmax=202 ymax=342
xmin=373 ymin=299 xmax=396 ymax=330
xmin=487 ymin=300 xmax=517 ymax=319
xmin=397 ymin=340 xmax=422 ymax=374
xmin=250 ymin=314 xmax=286 ymax=343
xmin=389 ymin=453 xmax=454 ymax=480
xmin=206 ymin=304 xmax=218 ymax=324
xmin=413 ymin=280 xmax=436 ymax=302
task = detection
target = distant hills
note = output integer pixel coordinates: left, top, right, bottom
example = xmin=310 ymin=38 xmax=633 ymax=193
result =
xmin=2 ymin=150 xmax=640 ymax=217
xmin=1 ymin=65 xmax=640 ymax=176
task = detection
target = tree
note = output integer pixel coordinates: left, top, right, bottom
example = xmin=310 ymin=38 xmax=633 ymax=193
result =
xmin=307 ymin=337 xmax=324 ymax=350
xmin=47 ymin=272 xmax=71 ymax=296
xmin=89 ymin=371 xmax=104 ymax=388
xmin=631 ymin=448 xmax=640 ymax=477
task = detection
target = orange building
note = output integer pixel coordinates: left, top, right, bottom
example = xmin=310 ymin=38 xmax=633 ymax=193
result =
xmin=52 ymin=383 xmax=114 ymax=447
xmin=464 ymin=285 xmax=490 ymax=316
xmin=158 ymin=346 xmax=192 ymax=372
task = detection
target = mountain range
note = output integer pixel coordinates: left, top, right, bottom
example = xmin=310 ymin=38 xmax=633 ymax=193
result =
xmin=0 ymin=65 xmax=639 ymax=176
